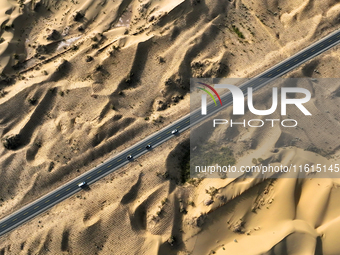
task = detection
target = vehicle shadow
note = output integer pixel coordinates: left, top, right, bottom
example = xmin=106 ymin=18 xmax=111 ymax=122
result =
xmin=81 ymin=185 xmax=91 ymax=191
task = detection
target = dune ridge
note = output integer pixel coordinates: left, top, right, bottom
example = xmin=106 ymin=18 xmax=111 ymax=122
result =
xmin=1 ymin=0 xmax=340 ymax=254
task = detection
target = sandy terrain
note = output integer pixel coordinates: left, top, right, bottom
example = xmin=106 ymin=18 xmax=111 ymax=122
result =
xmin=1 ymin=0 xmax=340 ymax=254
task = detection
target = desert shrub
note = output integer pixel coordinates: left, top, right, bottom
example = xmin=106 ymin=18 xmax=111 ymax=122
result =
xmin=232 ymin=25 xmax=245 ymax=39
xmin=2 ymin=134 xmax=21 ymax=150
xmin=28 ymin=97 xmax=37 ymax=105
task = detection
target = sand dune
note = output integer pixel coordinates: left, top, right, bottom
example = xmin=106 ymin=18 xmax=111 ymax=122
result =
xmin=1 ymin=0 xmax=340 ymax=254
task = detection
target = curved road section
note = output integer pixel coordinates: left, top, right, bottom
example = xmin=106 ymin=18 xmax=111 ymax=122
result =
xmin=1 ymin=29 xmax=340 ymax=236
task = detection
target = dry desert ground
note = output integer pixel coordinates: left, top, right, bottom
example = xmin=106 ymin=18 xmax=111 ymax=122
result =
xmin=1 ymin=0 xmax=340 ymax=254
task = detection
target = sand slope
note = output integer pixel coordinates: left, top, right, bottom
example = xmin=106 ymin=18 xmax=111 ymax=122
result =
xmin=1 ymin=0 xmax=340 ymax=254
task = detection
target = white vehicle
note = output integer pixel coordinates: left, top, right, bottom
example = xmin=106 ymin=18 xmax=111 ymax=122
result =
xmin=127 ymin=155 xmax=133 ymax=160
xmin=171 ymin=129 xmax=178 ymax=134
xmin=78 ymin=181 xmax=87 ymax=188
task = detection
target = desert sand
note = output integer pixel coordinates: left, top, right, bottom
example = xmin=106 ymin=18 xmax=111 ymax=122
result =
xmin=1 ymin=0 xmax=340 ymax=254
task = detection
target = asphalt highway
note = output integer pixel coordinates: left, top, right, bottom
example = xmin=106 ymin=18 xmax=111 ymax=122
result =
xmin=1 ymin=28 xmax=340 ymax=237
